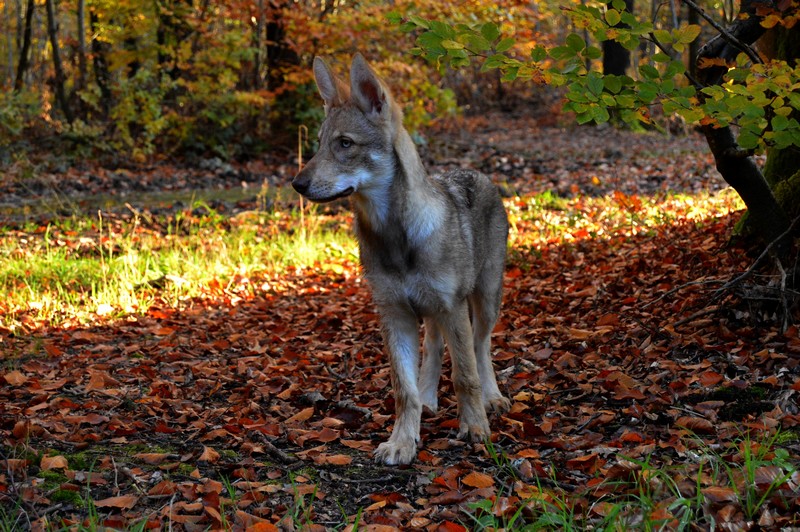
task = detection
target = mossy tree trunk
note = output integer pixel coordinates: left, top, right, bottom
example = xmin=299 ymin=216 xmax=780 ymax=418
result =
xmin=763 ymin=26 xmax=800 ymax=221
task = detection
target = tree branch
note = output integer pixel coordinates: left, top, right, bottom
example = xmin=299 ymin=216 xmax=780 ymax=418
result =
xmin=683 ymin=0 xmax=763 ymax=65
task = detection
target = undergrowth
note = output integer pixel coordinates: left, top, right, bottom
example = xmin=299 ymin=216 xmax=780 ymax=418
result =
xmin=466 ymin=431 xmax=798 ymax=531
xmin=0 ymin=189 xmax=743 ymax=331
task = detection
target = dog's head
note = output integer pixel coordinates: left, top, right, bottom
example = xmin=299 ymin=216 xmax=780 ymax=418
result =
xmin=292 ymin=54 xmax=400 ymax=203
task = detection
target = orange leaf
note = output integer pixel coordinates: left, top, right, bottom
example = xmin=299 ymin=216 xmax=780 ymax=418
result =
xmin=148 ymin=480 xmax=177 ymax=496
xmin=675 ymin=416 xmax=715 ymax=434
xmin=702 ymin=486 xmax=738 ymax=503
xmin=94 ymin=495 xmax=139 ymax=509
xmin=85 ymin=371 xmax=107 ymax=391
xmin=699 ymin=371 xmax=724 ymax=387
xmin=3 ymin=370 xmax=27 ymax=386
xmin=462 ymin=471 xmax=494 ymax=488
xmin=40 ymin=455 xmax=68 ymax=471
xmin=245 ymin=521 xmax=279 ymax=531
xmin=199 ymin=446 xmax=220 ymax=463
xmin=314 ymin=454 xmax=352 ymax=466
xmin=438 ymin=520 xmax=467 ymax=532
xmin=341 ymin=439 xmax=374 ymax=451
xmin=285 ymin=407 xmax=315 ymax=424
xmin=134 ymin=453 xmax=170 ymax=465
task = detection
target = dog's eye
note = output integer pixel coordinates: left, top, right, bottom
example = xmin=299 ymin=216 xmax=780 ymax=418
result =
xmin=339 ymin=137 xmax=353 ymax=149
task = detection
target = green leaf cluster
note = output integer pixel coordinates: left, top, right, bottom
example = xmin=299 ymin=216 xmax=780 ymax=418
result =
xmin=397 ymin=9 xmax=800 ymax=150
xmin=401 ymin=17 xmax=541 ymax=81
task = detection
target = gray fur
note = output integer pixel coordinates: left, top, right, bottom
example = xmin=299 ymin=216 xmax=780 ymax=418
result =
xmin=292 ymin=54 xmax=510 ymax=465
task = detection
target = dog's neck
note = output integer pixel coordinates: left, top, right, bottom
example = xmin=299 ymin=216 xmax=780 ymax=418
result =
xmin=353 ymin=126 xmax=444 ymax=245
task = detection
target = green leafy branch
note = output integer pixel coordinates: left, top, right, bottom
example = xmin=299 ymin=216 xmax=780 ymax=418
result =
xmin=390 ymin=2 xmax=800 ymax=152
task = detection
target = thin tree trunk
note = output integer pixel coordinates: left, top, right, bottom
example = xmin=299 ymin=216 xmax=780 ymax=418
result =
xmin=4 ymin=0 xmax=13 ymax=86
xmin=45 ymin=0 xmax=73 ymax=123
xmin=13 ymin=0 xmax=33 ymax=91
xmin=90 ymin=9 xmax=111 ymax=115
xmin=76 ymin=0 xmax=86 ymax=90
xmin=687 ymin=6 xmax=699 ymax=80
xmin=253 ymin=0 xmax=264 ymax=89
xmin=602 ymin=0 xmax=633 ymax=76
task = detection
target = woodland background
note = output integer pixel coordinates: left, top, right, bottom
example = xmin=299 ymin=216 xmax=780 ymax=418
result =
xmin=1 ymin=0 xmax=800 ymax=530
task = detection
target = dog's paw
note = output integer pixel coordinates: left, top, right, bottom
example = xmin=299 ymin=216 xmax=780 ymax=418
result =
xmin=484 ymin=395 xmax=511 ymax=415
xmin=375 ymin=440 xmax=418 ymax=465
xmin=457 ymin=418 xmax=491 ymax=442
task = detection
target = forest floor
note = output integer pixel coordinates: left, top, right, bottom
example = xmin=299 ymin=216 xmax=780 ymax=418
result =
xmin=1 ymin=114 xmax=799 ymax=531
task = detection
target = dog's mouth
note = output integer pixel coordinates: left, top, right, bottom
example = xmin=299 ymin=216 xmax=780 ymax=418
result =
xmin=315 ymin=186 xmax=355 ymax=203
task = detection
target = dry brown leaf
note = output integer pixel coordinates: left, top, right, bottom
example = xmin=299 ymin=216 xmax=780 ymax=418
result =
xmin=702 ymin=486 xmax=738 ymax=503
xmin=94 ymin=494 xmax=139 ymax=509
xmin=313 ymin=454 xmax=352 ymax=466
xmin=3 ymin=370 xmax=27 ymax=386
xmin=134 ymin=453 xmax=170 ymax=465
xmin=285 ymin=407 xmax=315 ymax=424
xmin=461 ymin=471 xmax=494 ymax=489
xmin=40 ymin=455 xmax=68 ymax=471
xmin=675 ymin=416 xmax=715 ymax=434
xmin=199 ymin=445 xmax=220 ymax=463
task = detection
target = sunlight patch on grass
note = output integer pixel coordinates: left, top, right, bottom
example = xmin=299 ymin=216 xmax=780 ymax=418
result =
xmin=508 ymin=187 xmax=745 ymax=249
xmin=0 ymin=208 xmax=357 ymax=329
xmin=0 ymin=188 xmax=745 ymax=330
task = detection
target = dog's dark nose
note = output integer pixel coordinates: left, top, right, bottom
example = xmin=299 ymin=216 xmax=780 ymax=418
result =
xmin=292 ymin=174 xmax=309 ymax=195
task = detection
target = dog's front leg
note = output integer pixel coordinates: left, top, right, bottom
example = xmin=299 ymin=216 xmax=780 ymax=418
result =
xmin=439 ymin=300 xmax=491 ymax=441
xmin=375 ymin=308 xmax=422 ymax=465
xmin=419 ymin=318 xmax=444 ymax=413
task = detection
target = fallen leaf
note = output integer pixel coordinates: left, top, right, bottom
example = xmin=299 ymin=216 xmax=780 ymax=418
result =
xmin=3 ymin=370 xmax=27 ymax=386
xmin=40 ymin=455 xmax=68 ymax=471
xmin=461 ymin=471 xmax=494 ymax=489
xmin=199 ymin=446 xmax=220 ymax=463
xmin=94 ymin=495 xmax=139 ymax=509
xmin=702 ymin=486 xmax=738 ymax=503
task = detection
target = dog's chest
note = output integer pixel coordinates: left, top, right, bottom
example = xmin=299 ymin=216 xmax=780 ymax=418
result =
xmin=357 ymin=235 xmax=461 ymax=315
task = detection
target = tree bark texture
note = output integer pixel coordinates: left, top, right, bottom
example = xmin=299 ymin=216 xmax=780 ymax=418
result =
xmin=13 ymin=0 xmax=33 ymax=92
xmin=602 ymin=0 xmax=633 ymax=76
xmin=694 ymin=0 xmax=790 ymax=252
xmin=77 ymin=0 xmax=87 ymax=90
xmin=90 ymin=9 xmax=111 ymax=116
xmin=45 ymin=0 xmax=73 ymax=123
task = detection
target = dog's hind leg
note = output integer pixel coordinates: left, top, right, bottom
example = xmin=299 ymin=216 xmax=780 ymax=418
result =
xmin=419 ymin=318 xmax=444 ymax=414
xmin=438 ymin=300 xmax=490 ymax=441
xmin=470 ymin=276 xmax=511 ymax=415
xmin=374 ymin=308 xmax=423 ymax=465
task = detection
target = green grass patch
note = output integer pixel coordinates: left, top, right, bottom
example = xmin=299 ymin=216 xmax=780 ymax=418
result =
xmin=0 ymin=205 xmax=357 ymax=329
xmin=0 ymin=189 xmax=744 ymax=330
xmin=465 ymin=430 xmax=798 ymax=530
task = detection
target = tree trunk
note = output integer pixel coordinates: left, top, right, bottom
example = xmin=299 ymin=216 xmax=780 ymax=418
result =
xmin=687 ymin=6 xmax=699 ymax=80
xmin=45 ymin=0 xmax=73 ymax=123
xmin=762 ymin=26 xmax=800 ymax=220
xmin=602 ymin=0 xmax=633 ymax=76
xmin=13 ymin=0 xmax=33 ymax=92
xmin=4 ymin=0 xmax=13 ymax=86
xmin=90 ymin=9 xmax=111 ymax=116
xmin=693 ymin=0 xmax=790 ymax=254
xmin=76 ymin=0 xmax=86 ymax=90
xmin=252 ymin=0 xmax=265 ymax=90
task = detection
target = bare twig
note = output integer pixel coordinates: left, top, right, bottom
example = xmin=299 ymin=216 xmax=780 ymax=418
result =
xmin=642 ymin=278 xmax=724 ymax=309
xmin=683 ymin=0 xmax=762 ymax=65
xmin=672 ymin=305 xmax=721 ymax=328
xmin=715 ymin=215 xmax=800 ymax=298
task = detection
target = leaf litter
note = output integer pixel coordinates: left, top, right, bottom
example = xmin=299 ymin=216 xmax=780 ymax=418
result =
xmin=1 ymin=116 xmax=800 ymax=529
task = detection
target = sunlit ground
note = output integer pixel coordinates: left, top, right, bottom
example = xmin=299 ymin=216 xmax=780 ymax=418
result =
xmin=0 ymin=187 xmax=745 ymax=332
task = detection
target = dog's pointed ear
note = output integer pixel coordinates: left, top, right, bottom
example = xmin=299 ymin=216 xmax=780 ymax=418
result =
xmin=313 ymin=57 xmax=349 ymax=113
xmin=350 ymin=53 xmax=389 ymax=122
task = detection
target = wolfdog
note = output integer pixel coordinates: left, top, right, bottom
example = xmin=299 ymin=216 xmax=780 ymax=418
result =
xmin=292 ymin=53 xmax=510 ymax=465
